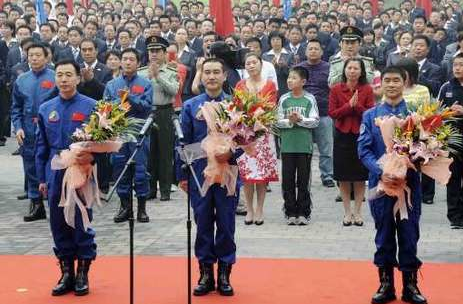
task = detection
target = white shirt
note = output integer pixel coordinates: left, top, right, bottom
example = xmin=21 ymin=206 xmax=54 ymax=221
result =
xmin=239 ymin=60 xmax=279 ymax=90
xmin=84 ymin=60 xmax=98 ymax=70
xmin=178 ymin=45 xmax=192 ymax=60
xmin=265 ymin=48 xmax=290 ymax=64
xmin=417 ymin=58 xmax=426 ymax=71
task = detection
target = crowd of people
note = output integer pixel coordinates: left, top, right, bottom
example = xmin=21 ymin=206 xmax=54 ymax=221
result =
xmin=1 ymin=0 xmax=463 ymax=302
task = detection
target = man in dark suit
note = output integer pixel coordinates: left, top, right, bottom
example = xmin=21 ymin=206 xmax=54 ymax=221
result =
xmin=125 ymin=20 xmax=146 ymax=66
xmin=253 ymin=19 xmax=270 ymax=52
xmin=284 ymin=25 xmax=306 ymax=65
xmin=410 ymin=34 xmax=443 ymax=205
xmin=0 ymin=40 xmax=8 ymax=146
xmin=178 ymin=43 xmax=197 ymax=102
xmin=83 ymin=21 xmax=107 ymax=62
xmin=55 ymin=26 xmax=84 ymax=65
xmin=185 ymin=19 xmax=203 ymax=54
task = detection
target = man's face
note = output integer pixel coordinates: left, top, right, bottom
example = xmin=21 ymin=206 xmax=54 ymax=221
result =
xmin=185 ymin=22 xmax=197 ymax=38
xmin=125 ymin=22 xmax=138 ymax=37
xmin=40 ymin=26 xmax=54 ymax=42
xmin=411 ymin=39 xmax=429 ymax=60
xmin=341 ymin=40 xmax=360 ymax=57
xmin=118 ymin=32 xmax=132 ymax=48
xmin=202 ymin=34 xmax=216 ymax=54
xmin=171 ymin=17 xmax=180 ymax=31
xmin=8 ymin=10 xmax=20 ymax=22
xmin=201 ymin=61 xmax=225 ymax=92
xmin=306 ymin=14 xmax=317 ymax=25
xmin=57 ymin=27 xmax=68 ymax=42
xmin=241 ymin=26 xmax=252 ymax=41
xmin=57 ymin=15 xmax=68 ymax=26
xmin=287 ymin=70 xmax=305 ymax=90
xmin=149 ymin=48 xmax=166 ymax=65
xmin=28 ymin=47 xmax=47 ymax=71
xmin=56 ymin=63 xmax=80 ymax=95
xmin=413 ymin=19 xmax=425 ymax=33
xmin=320 ymin=22 xmax=331 ymax=33
xmin=392 ymin=11 xmax=402 ymax=23
xmin=68 ymin=30 xmax=82 ymax=47
xmin=160 ymin=18 xmax=170 ymax=32
xmin=246 ymin=41 xmax=262 ymax=55
xmin=453 ymin=58 xmax=463 ymax=80
xmin=201 ymin=21 xmax=213 ymax=35
xmin=56 ymin=6 xmax=67 ymax=15
xmin=268 ymin=22 xmax=279 ymax=33
xmin=105 ymin=25 xmax=116 ymax=41
xmin=306 ymin=42 xmax=322 ymax=62
xmin=121 ymin=52 xmax=139 ymax=75
xmin=84 ymin=23 xmax=97 ymax=38
xmin=382 ymin=73 xmax=404 ymax=100
xmin=81 ymin=41 xmax=97 ymax=64
xmin=253 ymin=22 xmax=265 ymax=37
xmin=305 ymin=28 xmax=318 ymax=40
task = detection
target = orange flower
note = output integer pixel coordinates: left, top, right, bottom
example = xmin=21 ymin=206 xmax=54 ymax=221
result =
xmin=402 ymin=116 xmax=415 ymax=134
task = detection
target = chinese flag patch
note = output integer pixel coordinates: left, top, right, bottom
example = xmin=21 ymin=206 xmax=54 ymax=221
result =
xmin=131 ymin=85 xmax=144 ymax=94
xmin=41 ymin=80 xmax=54 ymax=89
xmin=71 ymin=112 xmax=86 ymax=122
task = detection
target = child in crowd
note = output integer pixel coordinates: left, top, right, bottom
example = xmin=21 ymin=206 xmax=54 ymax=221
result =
xmin=276 ymin=66 xmax=319 ymax=225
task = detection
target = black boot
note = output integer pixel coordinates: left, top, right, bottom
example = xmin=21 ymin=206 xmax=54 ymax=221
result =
xmin=52 ymin=259 xmax=75 ymax=296
xmin=137 ymin=197 xmax=150 ymax=222
xmin=217 ymin=262 xmax=234 ymax=296
xmin=372 ymin=267 xmax=396 ymax=304
xmin=75 ymin=259 xmax=91 ymax=296
xmin=114 ymin=198 xmax=130 ymax=223
xmin=24 ymin=198 xmax=46 ymax=222
xmin=193 ymin=263 xmax=215 ymax=296
xmin=402 ymin=271 xmax=427 ymax=304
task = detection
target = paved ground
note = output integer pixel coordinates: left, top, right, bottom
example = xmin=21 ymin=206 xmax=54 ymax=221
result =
xmin=0 ymin=139 xmax=462 ymax=263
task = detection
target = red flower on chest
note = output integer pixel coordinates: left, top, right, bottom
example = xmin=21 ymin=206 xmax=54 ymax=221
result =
xmin=71 ymin=112 xmax=86 ymax=122
xmin=41 ymin=80 xmax=54 ymax=89
xmin=131 ymin=85 xmax=144 ymax=94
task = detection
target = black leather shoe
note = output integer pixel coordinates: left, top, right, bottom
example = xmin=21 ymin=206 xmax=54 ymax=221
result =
xmin=422 ymin=199 xmax=434 ymax=205
xmin=52 ymin=259 xmax=75 ymax=296
xmin=372 ymin=267 xmax=396 ymax=304
xmin=114 ymin=198 xmax=130 ymax=223
xmin=137 ymin=197 xmax=150 ymax=222
xmin=75 ymin=259 xmax=91 ymax=296
xmin=12 ymin=147 xmax=20 ymax=155
xmin=401 ymin=271 xmax=427 ymax=304
xmin=17 ymin=193 xmax=28 ymax=200
xmin=160 ymin=194 xmax=170 ymax=201
xmin=193 ymin=263 xmax=215 ymax=296
xmin=24 ymin=199 xmax=46 ymax=222
xmin=217 ymin=262 xmax=234 ymax=296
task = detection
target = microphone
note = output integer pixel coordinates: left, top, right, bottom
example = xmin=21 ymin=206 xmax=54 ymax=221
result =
xmin=139 ymin=113 xmax=155 ymax=137
xmin=172 ymin=114 xmax=184 ymax=141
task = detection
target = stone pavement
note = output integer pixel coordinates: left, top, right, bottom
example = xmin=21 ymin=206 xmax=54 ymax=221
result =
xmin=0 ymin=140 xmax=462 ymax=263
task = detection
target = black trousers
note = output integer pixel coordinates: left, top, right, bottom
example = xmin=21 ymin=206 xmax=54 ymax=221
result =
xmin=421 ymin=173 xmax=435 ymax=202
xmin=447 ymin=156 xmax=463 ymax=223
xmin=0 ymin=86 xmax=11 ymax=140
xmin=281 ymin=153 xmax=312 ymax=218
xmin=96 ymin=153 xmax=111 ymax=192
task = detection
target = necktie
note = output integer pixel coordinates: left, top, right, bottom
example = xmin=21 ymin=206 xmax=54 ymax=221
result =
xmin=72 ymin=48 xmax=79 ymax=60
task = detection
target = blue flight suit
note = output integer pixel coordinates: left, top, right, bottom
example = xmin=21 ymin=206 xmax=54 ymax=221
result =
xmin=103 ymin=74 xmax=153 ymax=199
xmin=358 ymin=100 xmax=423 ymax=271
xmin=35 ymin=93 xmax=97 ymax=260
xmin=176 ymin=92 xmax=243 ymax=265
xmin=11 ymin=68 xmax=55 ymax=201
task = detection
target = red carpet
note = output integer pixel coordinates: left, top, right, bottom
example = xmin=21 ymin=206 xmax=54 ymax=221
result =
xmin=1 ymin=256 xmax=462 ymax=304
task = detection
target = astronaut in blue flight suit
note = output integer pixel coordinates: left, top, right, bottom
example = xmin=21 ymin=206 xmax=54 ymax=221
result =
xmin=357 ymin=66 xmax=427 ymax=304
xmin=177 ymin=58 xmax=242 ymax=297
xmin=103 ymin=48 xmax=153 ymax=223
xmin=11 ymin=42 xmax=55 ymax=222
xmin=36 ymin=60 xmax=97 ymax=296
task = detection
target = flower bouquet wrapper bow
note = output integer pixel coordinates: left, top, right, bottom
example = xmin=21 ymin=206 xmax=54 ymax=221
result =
xmin=198 ymin=102 xmax=239 ymax=197
xmin=374 ymin=116 xmax=415 ymax=220
xmin=51 ymin=142 xmax=122 ymax=231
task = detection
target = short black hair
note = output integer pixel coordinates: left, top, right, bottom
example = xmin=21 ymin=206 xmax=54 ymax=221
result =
xmin=27 ymin=42 xmax=49 ymax=57
xmin=381 ymin=66 xmax=406 ymax=81
xmin=307 ymin=38 xmax=322 ymax=47
xmin=16 ymin=25 xmax=32 ymax=34
xmin=68 ymin=26 xmax=83 ymax=36
xmin=290 ymin=66 xmax=309 ymax=80
xmin=105 ymin=49 xmax=122 ymax=63
xmin=268 ymin=30 xmax=285 ymax=42
xmin=202 ymin=57 xmax=225 ymax=71
xmin=55 ymin=59 xmax=81 ymax=76
xmin=80 ymin=38 xmax=98 ymax=49
xmin=245 ymin=37 xmax=262 ymax=49
xmin=395 ymin=58 xmax=419 ymax=85
xmin=121 ymin=48 xmax=140 ymax=62
xmin=412 ymin=34 xmax=431 ymax=48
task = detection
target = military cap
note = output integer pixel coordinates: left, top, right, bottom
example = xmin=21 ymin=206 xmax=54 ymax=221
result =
xmin=146 ymin=35 xmax=169 ymax=50
xmin=340 ymin=26 xmax=363 ymax=41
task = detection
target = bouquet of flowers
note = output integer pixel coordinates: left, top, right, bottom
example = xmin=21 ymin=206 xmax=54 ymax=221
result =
xmin=51 ymin=90 xmax=143 ymax=230
xmin=374 ymin=101 xmax=463 ymax=219
xmin=198 ymin=89 xmax=277 ymax=196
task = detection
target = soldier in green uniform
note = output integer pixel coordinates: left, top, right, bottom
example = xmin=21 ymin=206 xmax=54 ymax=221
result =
xmin=139 ymin=36 xmax=179 ymax=201
xmin=328 ymin=26 xmax=375 ymax=87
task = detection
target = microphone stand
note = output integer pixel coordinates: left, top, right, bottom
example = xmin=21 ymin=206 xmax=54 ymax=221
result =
xmin=177 ymin=140 xmax=203 ymax=304
xmin=107 ymin=126 xmax=153 ymax=304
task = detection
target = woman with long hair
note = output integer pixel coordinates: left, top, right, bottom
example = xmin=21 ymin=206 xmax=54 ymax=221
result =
xmin=329 ymin=58 xmax=375 ymax=226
